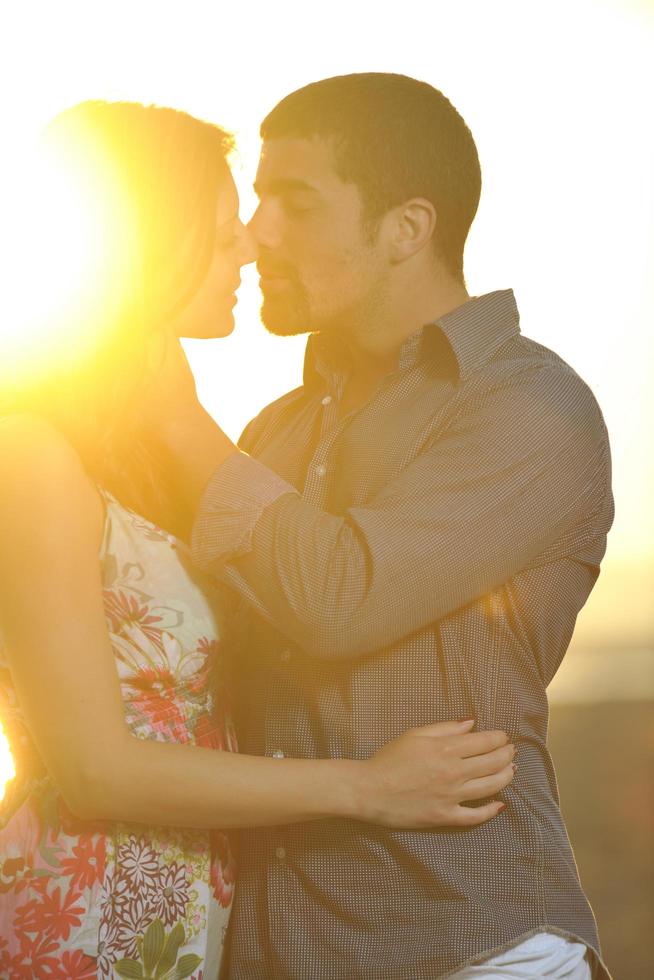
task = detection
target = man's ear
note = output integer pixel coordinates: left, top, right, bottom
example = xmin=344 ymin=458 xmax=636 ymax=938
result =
xmin=388 ymin=198 xmax=437 ymax=263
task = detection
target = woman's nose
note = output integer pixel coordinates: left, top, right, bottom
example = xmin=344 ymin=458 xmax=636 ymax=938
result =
xmin=237 ymin=222 xmax=258 ymax=266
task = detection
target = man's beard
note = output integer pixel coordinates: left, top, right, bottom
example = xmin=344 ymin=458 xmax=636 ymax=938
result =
xmin=260 ymin=280 xmax=313 ymax=337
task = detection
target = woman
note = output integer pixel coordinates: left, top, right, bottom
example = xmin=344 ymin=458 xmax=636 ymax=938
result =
xmin=0 ymin=101 xmax=515 ymax=978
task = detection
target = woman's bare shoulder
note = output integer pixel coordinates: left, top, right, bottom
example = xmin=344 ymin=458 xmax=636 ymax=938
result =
xmin=0 ymin=411 xmax=73 ymax=449
xmin=0 ymin=413 xmax=101 ymax=527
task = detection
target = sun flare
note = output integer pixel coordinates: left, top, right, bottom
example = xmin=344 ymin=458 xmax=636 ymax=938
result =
xmin=0 ymin=721 xmax=15 ymax=802
xmin=0 ymin=135 xmax=136 ymax=393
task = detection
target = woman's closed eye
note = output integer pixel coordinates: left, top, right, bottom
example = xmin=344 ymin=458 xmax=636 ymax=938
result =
xmin=217 ymin=234 xmax=238 ymax=249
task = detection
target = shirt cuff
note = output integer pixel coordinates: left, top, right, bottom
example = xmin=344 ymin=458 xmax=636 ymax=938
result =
xmin=191 ymin=450 xmax=298 ymax=570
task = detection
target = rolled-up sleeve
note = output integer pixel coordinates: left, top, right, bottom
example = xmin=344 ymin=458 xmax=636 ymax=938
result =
xmin=191 ymin=451 xmax=298 ymax=568
xmin=191 ymin=366 xmax=612 ymax=660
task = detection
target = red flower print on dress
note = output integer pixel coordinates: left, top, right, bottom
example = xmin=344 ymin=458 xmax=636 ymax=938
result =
xmin=0 ymin=855 xmax=29 ymax=894
xmin=152 ymin=862 xmax=190 ymax=926
xmin=14 ymin=885 xmax=85 ymax=942
xmin=2 ymin=798 xmax=46 ymax=880
xmin=210 ymin=832 xmax=237 ymax=908
xmin=126 ymin=667 xmax=187 ymax=735
xmin=117 ymin=836 xmax=160 ymax=891
xmin=188 ymin=638 xmax=217 ymax=694
xmin=2 ymin=934 xmax=59 ymax=979
xmin=0 ymin=494 xmax=232 ymax=975
xmin=0 ymin=938 xmax=9 ymax=977
xmin=194 ymin=712 xmax=221 ymax=750
xmin=103 ymin=589 xmax=163 ymax=643
xmin=52 ymin=948 xmax=98 ymax=979
xmin=60 ymin=834 xmax=106 ymax=892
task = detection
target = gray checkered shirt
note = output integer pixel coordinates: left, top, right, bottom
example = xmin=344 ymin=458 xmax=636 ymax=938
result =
xmin=192 ymin=290 xmax=613 ymax=979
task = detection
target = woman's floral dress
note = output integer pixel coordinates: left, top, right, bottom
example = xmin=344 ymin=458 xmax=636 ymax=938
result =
xmin=0 ymin=490 xmax=237 ymax=979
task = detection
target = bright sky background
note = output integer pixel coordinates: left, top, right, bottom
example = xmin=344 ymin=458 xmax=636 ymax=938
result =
xmin=1 ymin=0 xmax=652 ymax=662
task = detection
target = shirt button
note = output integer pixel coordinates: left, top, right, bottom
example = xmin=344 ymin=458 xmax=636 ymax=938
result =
xmin=280 ymin=650 xmax=292 ymax=664
xmin=272 ymin=749 xmax=285 ymax=759
xmin=321 ymin=395 xmax=332 ymax=406
xmin=275 ymin=847 xmax=286 ymax=860
xmin=315 ymin=464 xmax=327 ymax=477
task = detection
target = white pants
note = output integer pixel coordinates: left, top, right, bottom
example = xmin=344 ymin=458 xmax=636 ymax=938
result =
xmin=448 ymin=932 xmax=592 ymax=978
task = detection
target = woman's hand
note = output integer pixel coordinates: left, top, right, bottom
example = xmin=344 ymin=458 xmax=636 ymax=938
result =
xmin=355 ymin=719 xmax=515 ymax=828
xmin=142 ymin=329 xmax=203 ymax=435
xmin=140 ymin=330 xmax=237 ymax=512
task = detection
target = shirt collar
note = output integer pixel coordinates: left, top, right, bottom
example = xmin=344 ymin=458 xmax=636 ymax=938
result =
xmin=303 ymin=289 xmax=521 ymax=389
xmin=433 ymin=289 xmax=521 ymax=381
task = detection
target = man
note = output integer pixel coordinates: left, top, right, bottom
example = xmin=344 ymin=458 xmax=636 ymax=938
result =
xmin=155 ymin=74 xmax=613 ymax=978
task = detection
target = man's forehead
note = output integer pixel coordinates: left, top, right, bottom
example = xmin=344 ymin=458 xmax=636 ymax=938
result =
xmin=255 ymin=136 xmax=343 ymax=189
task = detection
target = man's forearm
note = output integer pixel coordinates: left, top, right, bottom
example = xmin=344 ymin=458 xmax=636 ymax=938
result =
xmin=189 ymin=375 xmax=610 ymax=660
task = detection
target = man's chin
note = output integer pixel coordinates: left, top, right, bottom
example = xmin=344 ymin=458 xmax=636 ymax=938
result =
xmin=260 ymin=299 xmax=311 ymax=337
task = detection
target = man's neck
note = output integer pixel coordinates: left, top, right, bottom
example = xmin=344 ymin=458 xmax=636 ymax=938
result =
xmin=329 ymin=273 xmax=469 ymax=421
xmin=342 ymin=274 xmax=469 ymax=383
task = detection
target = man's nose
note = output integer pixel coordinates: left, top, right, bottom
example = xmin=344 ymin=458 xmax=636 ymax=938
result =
xmin=248 ymin=202 xmax=282 ymax=250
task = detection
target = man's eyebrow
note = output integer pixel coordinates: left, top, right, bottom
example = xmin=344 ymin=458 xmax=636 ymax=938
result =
xmin=253 ymin=177 xmax=321 ymax=196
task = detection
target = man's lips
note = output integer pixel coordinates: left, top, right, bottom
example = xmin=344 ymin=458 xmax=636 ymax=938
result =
xmin=257 ymin=263 xmax=293 ymax=278
xmin=259 ymin=272 xmax=293 ymax=293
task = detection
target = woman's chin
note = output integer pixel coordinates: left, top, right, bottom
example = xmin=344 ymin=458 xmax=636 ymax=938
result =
xmin=177 ymin=314 xmax=235 ymax=340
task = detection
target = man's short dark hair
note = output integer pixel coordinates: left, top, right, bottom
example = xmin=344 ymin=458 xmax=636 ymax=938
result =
xmin=261 ymin=72 xmax=482 ymax=281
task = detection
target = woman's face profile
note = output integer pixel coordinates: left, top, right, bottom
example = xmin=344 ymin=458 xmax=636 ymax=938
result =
xmin=171 ymin=173 xmax=257 ymax=340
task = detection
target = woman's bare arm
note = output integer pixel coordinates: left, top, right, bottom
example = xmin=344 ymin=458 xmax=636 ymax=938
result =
xmin=0 ymin=415 xmax=514 ymax=830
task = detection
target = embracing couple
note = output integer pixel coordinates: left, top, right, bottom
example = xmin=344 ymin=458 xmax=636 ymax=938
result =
xmin=0 ymin=73 xmax=613 ymax=979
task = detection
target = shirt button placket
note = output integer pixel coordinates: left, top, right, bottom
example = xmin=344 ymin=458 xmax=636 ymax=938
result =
xmin=304 ymin=390 xmax=342 ymax=505
xmin=303 ymin=451 xmax=330 ymax=505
